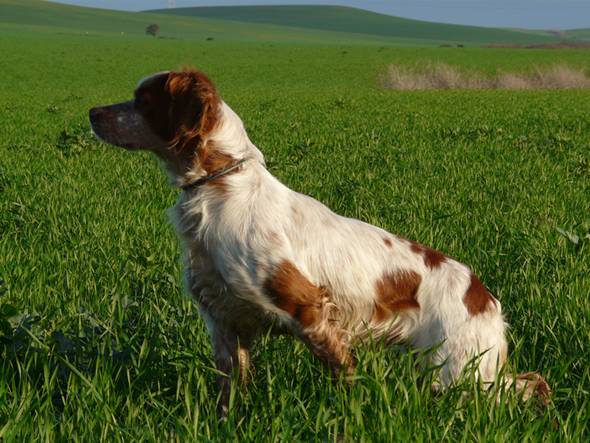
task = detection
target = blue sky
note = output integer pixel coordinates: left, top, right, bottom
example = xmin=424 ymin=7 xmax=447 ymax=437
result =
xmin=51 ymin=1 xmax=590 ymax=30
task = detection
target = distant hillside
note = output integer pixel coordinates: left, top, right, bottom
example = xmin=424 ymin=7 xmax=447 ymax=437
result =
xmin=2 ymin=1 xmax=581 ymax=46
xmin=0 ymin=0 xmax=411 ymax=45
xmin=0 ymin=0 xmax=199 ymax=37
xmin=148 ymin=5 xmax=560 ymax=46
xmin=564 ymin=28 xmax=590 ymax=41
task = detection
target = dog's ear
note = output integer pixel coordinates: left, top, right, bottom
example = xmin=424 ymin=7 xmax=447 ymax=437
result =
xmin=166 ymin=69 xmax=220 ymax=151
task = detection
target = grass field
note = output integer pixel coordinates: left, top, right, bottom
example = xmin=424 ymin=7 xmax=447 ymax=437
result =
xmin=1 ymin=1 xmax=590 ymax=441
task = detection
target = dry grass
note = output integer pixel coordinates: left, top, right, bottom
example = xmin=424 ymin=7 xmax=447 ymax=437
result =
xmin=383 ymin=63 xmax=590 ymax=90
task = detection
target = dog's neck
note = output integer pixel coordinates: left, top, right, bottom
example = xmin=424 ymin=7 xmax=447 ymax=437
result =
xmin=166 ymin=101 xmax=265 ymax=189
xmin=180 ymin=157 xmax=254 ymax=191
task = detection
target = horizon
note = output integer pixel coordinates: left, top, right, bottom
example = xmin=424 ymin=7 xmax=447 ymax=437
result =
xmin=48 ymin=0 xmax=590 ymax=30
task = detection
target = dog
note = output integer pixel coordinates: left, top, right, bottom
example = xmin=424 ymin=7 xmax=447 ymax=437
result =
xmin=89 ymin=68 xmax=550 ymax=415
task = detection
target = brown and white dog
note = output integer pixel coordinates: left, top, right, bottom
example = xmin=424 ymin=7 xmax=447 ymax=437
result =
xmin=89 ymin=69 xmax=549 ymax=414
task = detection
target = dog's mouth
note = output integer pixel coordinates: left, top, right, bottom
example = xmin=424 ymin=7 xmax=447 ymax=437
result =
xmin=89 ymin=101 xmax=165 ymax=151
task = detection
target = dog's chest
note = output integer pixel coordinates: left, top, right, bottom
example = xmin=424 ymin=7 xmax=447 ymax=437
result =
xmin=172 ymin=201 xmax=228 ymax=300
xmin=171 ymin=199 xmax=271 ymax=335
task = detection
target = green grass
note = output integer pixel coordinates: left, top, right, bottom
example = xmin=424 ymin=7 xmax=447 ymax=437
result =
xmin=1 ymin=3 xmax=590 ymax=441
xmin=150 ymin=4 xmax=562 ymax=46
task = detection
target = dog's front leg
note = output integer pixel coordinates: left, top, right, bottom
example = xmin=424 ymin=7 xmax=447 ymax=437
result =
xmin=204 ymin=314 xmax=250 ymax=418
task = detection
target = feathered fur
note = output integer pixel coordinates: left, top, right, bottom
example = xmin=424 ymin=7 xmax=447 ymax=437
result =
xmin=89 ymin=69 xmax=550 ymax=416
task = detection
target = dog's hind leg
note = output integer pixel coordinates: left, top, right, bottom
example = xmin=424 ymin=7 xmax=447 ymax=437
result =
xmin=301 ymin=306 xmax=355 ymax=378
xmin=265 ymin=260 xmax=355 ymax=378
xmin=430 ymin=302 xmax=550 ymax=404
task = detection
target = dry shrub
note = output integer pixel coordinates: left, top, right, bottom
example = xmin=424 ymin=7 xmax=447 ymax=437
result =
xmin=495 ymin=73 xmax=532 ymax=90
xmin=383 ymin=63 xmax=590 ymax=90
xmin=384 ymin=63 xmax=476 ymax=90
xmin=532 ymin=65 xmax=590 ymax=89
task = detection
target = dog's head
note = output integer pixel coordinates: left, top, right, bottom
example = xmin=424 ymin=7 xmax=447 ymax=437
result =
xmin=90 ymin=69 xmax=228 ymax=177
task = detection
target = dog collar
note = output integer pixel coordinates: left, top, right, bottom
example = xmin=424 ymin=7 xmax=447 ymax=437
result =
xmin=181 ymin=157 xmax=251 ymax=191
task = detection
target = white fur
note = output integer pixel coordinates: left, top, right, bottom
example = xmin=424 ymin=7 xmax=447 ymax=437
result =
xmin=171 ymin=101 xmax=511 ymax=389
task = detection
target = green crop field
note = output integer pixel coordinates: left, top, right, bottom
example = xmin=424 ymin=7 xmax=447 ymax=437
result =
xmin=1 ymin=0 xmax=590 ymax=441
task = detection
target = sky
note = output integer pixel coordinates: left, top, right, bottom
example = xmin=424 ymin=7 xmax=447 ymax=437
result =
xmin=50 ymin=1 xmax=590 ymax=30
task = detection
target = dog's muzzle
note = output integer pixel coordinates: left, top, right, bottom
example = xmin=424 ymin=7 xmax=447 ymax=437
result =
xmin=89 ymin=101 xmax=163 ymax=150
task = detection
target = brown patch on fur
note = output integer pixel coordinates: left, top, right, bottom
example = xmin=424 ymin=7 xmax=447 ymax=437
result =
xmin=136 ymin=68 xmax=231 ymax=178
xmin=373 ymin=270 xmax=421 ymax=322
xmin=409 ymin=241 xmax=421 ymax=255
xmin=197 ymin=140 xmax=234 ymax=175
xmin=409 ymin=240 xmax=446 ymax=269
xmin=264 ymin=260 xmax=325 ymax=328
xmin=166 ymin=69 xmax=220 ymax=145
xmin=383 ymin=238 xmax=393 ymax=248
xmin=423 ymin=247 xmax=446 ymax=268
xmin=166 ymin=69 xmax=229 ymax=178
xmin=372 ymin=301 xmax=391 ymax=323
xmin=264 ymin=262 xmax=353 ymax=375
xmin=463 ymin=273 xmax=496 ymax=316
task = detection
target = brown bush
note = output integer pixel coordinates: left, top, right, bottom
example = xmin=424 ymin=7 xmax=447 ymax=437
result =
xmin=382 ymin=63 xmax=590 ymax=90
xmin=531 ymin=65 xmax=590 ymax=88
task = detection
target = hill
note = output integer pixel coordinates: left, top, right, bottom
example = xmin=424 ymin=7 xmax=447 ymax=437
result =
xmin=0 ymin=0 xmax=414 ymax=45
xmin=148 ymin=5 xmax=560 ymax=46
xmin=564 ymin=28 xmax=590 ymax=41
xmin=0 ymin=1 xmax=574 ymax=46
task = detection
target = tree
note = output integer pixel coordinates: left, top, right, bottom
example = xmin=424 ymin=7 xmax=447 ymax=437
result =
xmin=146 ymin=24 xmax=160 ymax=38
